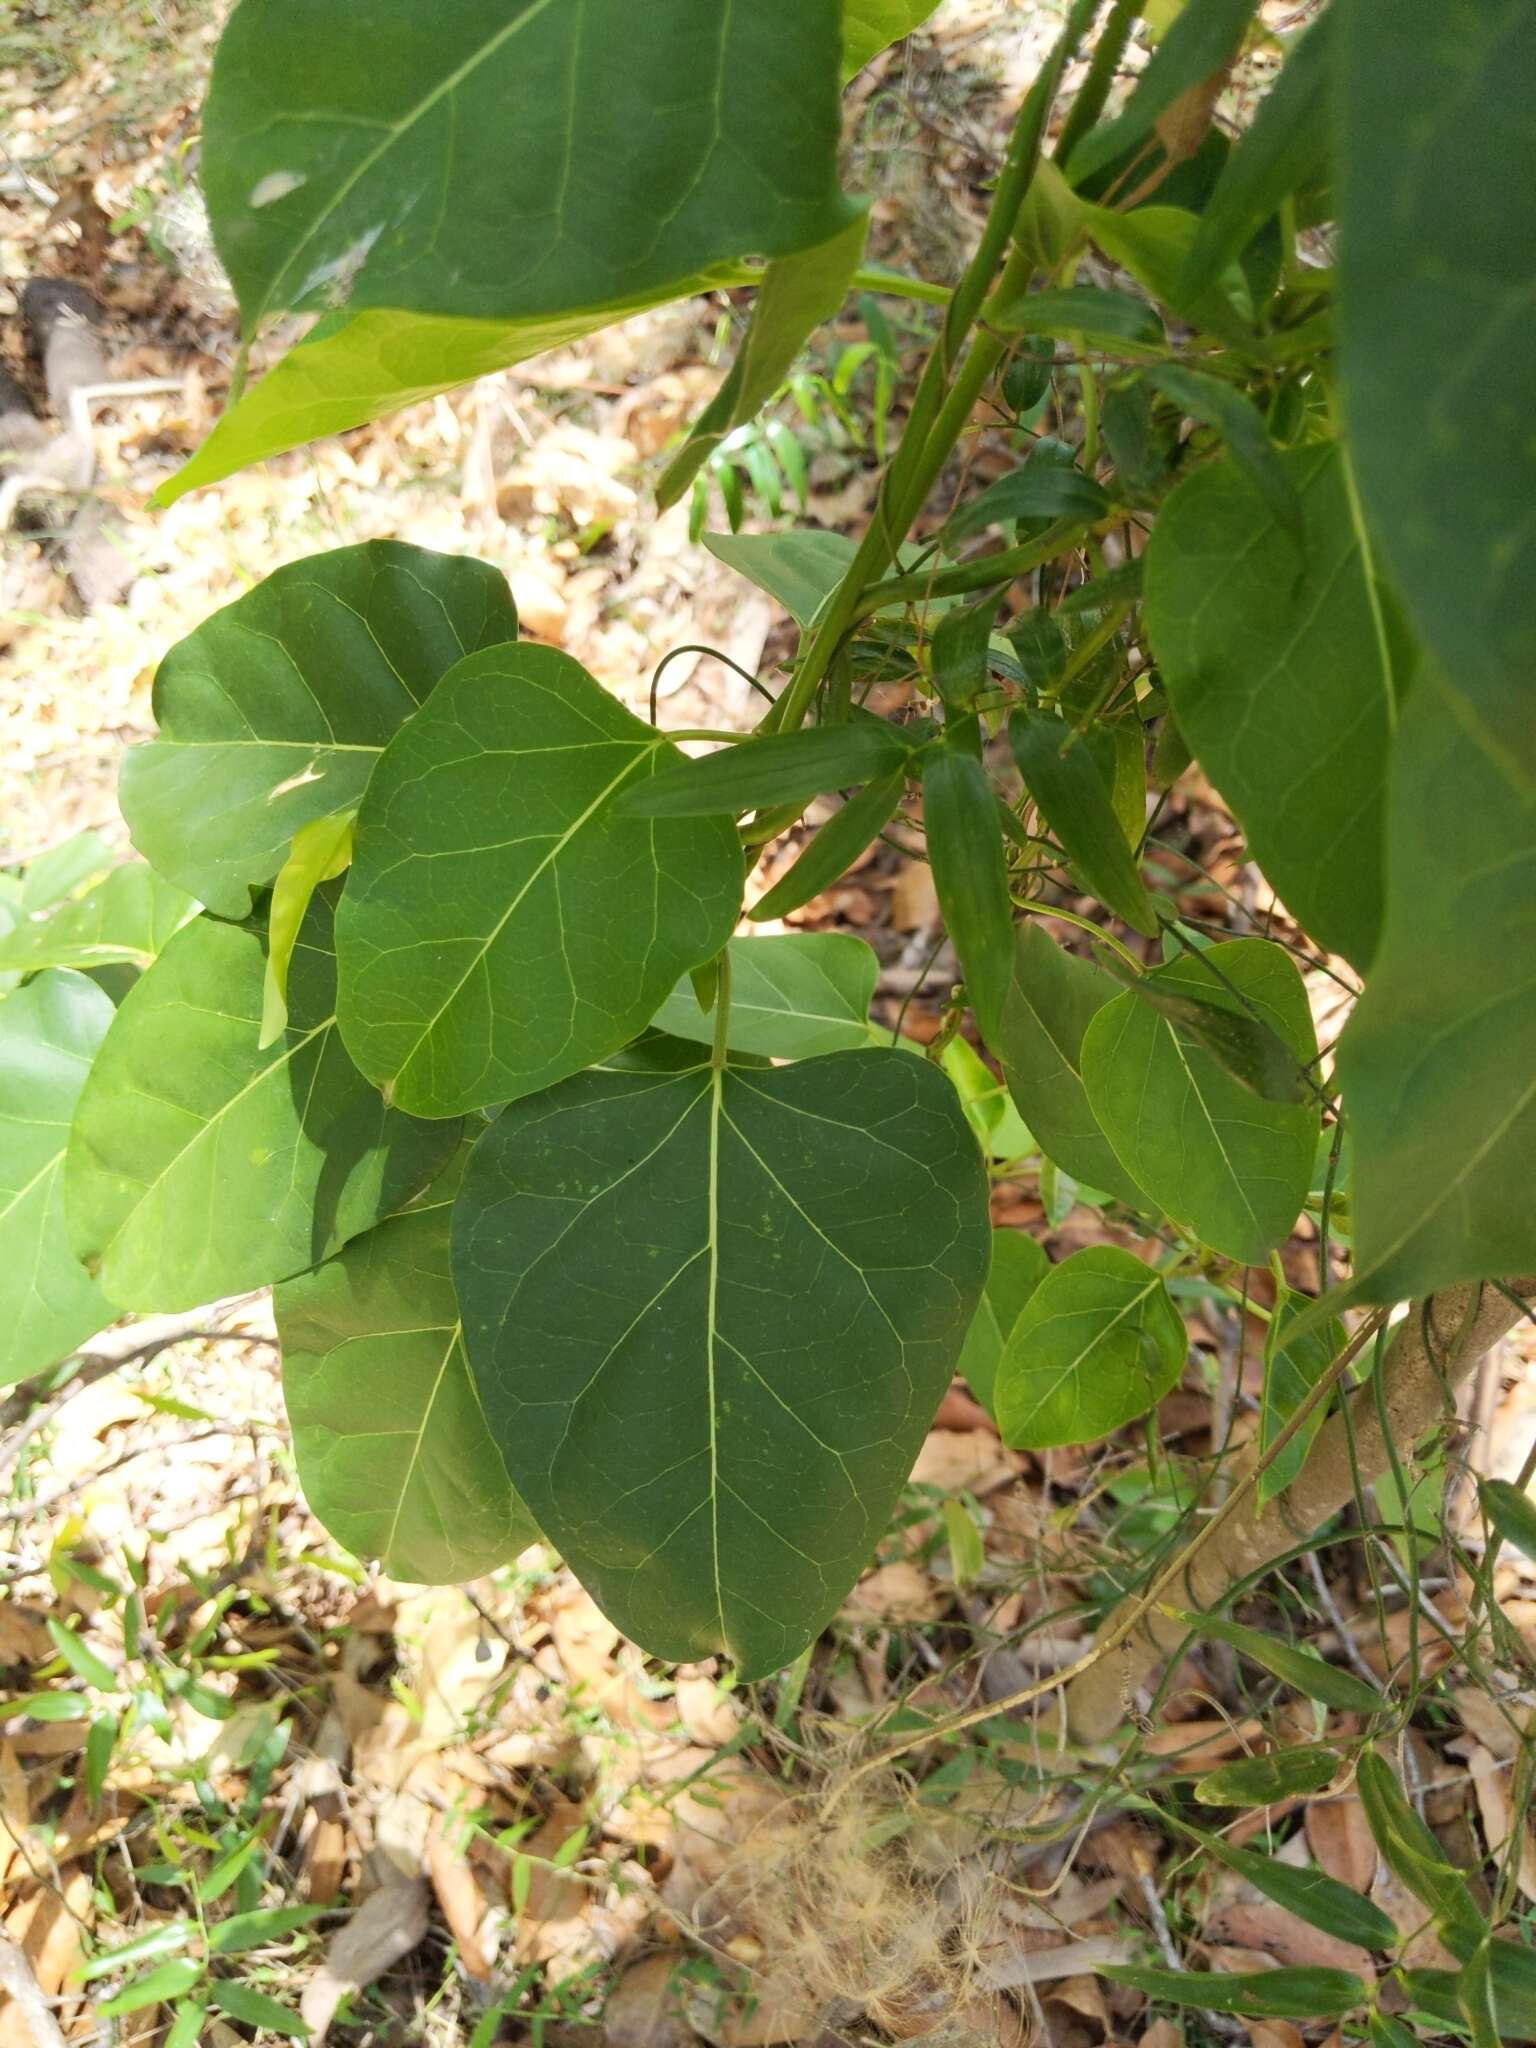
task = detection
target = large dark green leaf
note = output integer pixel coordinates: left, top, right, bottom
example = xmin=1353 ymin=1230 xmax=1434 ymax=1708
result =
xmin=119 ymin=543 xmax=516 ymax=917
xmin=0 ymin=971 xmax=115 ymax=1387
xmin=1337 ymin=0 xmax=1536 ymax=794
xmin=1082 ymin=939 xmax=1319 ymax=1264
xmin=1144 ymin=442 xmax=1394 ymax=967
xmin=452 ymin=1048 xmax=989 ymax=1676
xmin=205 ymin=0 xmax=856 ymax=335
xmin=994 ymin=1245 xmax=1185 ymax=1450
xmin=994 ymin=923 xmax=1149 ymax=1210
xmin=0 ymin=863 xmax=195 ymax=973
xmin=1010 ymin=711 xmax=1158 ymax=937
xmin=335 ymin=644 xmax=742 ymax=1117
xmin=65 ymin=895 xmax=457 ymax=1312
xmin=1336 ymin=676 xmax=1536 ymax=1300
xmin=651 ymin=934 xmax=877 ymax=1060
xmin=922 ymin=744 xmax=1015 ymax=1041
xmin=957 ymin=1227 xmax=1050 ymax=1418
xmin=276 ymin=1151 xmax=536 ymax=1582
xmin=657 ymin=214 xmax=868 ymax=507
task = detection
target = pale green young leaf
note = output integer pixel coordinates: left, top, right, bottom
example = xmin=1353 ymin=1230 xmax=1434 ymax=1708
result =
xmin=335 ymin=644 xmax=742 ymax=1117
xmin=995 ymin=1245 xmax=1185 ymax=1450
xmin=841 ymin=0 xmax=942 ymax=77
xmin=451 ymin=1049 xmax=989 ymax=1678
xmin=704 ymin=529 xmax=859 ymax=628
xmin=994 ymin=924 xmax=1150 ymax=1210
xmin=119 ymin=542 xmax=517 ymax=915
xmin=658 ymin=214 xmax=868 ymax=507
xmin=276 ymin=1150 xmax=536 ymax=1584
xmin=260 ymin=811 xmax=355 ymax=1049
xmin=1338 ymin=0 xmax=1536 ymax=794
xmin=651 ymin=934 xmax=877 ymax=1060
xmin=1336 ymin=675 xmax=1536 ymax=1300
xmin=1194 ymin=1746 xmax=1337 ymax=1806
xmin=957 ymin=1228 xmax=1051 ymax=1418
xmin=65 ymin=895 xmax=458 ymax=1312
xmin=1144 ymin=441 xmax=1394 ymax=966
xmin=0 ymin=970 xmax=116 ymax=1388
xmin=1082 ymin=939 xmax=1319 ymax=1264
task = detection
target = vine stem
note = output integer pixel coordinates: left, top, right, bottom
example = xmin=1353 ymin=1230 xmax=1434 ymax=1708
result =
xmin=828 ymin=1307 xmax=1390 ymax=1804
xmin=758 ymin=0 xmax=1104 ymax=742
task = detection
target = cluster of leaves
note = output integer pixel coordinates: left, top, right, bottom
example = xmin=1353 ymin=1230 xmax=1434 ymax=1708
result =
xmin=3 ymin=0 xmax=1534 ymax=2027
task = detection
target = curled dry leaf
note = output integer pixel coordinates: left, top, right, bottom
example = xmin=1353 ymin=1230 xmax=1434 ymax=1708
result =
xmin=299 ymin=1874 xmax=430 ymax=2046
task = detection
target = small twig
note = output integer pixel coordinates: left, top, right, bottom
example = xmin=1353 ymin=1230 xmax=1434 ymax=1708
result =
xmin=0 ymin=1934 xmax=73 ymax=2048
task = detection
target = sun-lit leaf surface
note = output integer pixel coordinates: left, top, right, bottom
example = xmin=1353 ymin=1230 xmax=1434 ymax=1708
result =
xmin=1083 ymin=939 xmax=1319 ymax=1263
xmin=0 ymin=863 xmax=195 ymax=974
xmin=452 ymin=1048 xmax=989 ymax=1677
xmin=651 ymin=933 xmax=877 ymax=1060
xmin=1258 ymin=1286 xmax=1343 ymax=1504
xmin=277 ymin=1150 xmax=536 ymax=1582
xmin=0 ymin=971 xmax=115 ymax=1387
xmin=65 ymin=894 xmax=458 ymax=1312
xmin=1336 ymin=676 xmax=1536 ymax=1300
xmin=335 ymin=643 xmax=742 ymax=1117
xmin=994 ymin=1245 xmax=1185 ymax=1450
xmin=957 ymin=1228 xmax=1050 ymax=1417
xmin=841 ymin=0 xmax=942 ymax=76
xmin=1144 ymin=442 xmax=1393 ymax=966
xmin=1194 ymin=1745 xmax=1338 ymax=1806
xmin=260 ymin=811 xmax=355 ymax=1049
xmin=658 ymin=213 xmax=868 ymax=507
xmin=17 ymin=831 xmax=116 ymax=914
xmin=1338 ymin=0 xmax=1536 ymax=793
xmin=205 ymin=0 xmax=857 ymax=335
xmin=119 ymin=542 xmax=516 ymax=916
xmin=995 ymin=923 xmax=1150 ymax=1210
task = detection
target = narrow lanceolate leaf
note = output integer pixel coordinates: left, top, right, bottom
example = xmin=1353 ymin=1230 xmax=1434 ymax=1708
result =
xmin=922 ymin=744 xmax=1015 ymax=1040
xmin=205 ymin=0 xmax=856 ymax=334
xmin=0 ymin=864 xmax=195 ymax=975
xmin=704 ymin=528 xmax=859 ymax=628
xmin=1083 ymin=939 xmax=1319 ymax=1265
xmin=119 ymin=542 xmax=517 ymax=916
xmin=1064 ymin=0 xmax=1262 ymax=183
xmin=1259 ymin=1288 xmax=1344 ymax=1504
xmin=1167 ymin=1610 xmax=1383 ymax=1714
xmin=0 ymin=972 xmax=115 ymax=1387
xmin=651 ymin=934 xmax=877 ymax=1060
xmin=65 ymin=896 xmax=457 ymax=1313
xmin=1011 ymin=712 xmax=1158 ymax=937
xmin=1176 ymin=1822 xmax=1397 ymax=1954
xmin=1194 ymin=1745 xmax=1338 ymax=1806
xmin=1338 ymin=0 xmax=1536 ymax=793
xmin=628 ymin=720 xmax=911 ymax=819
xmin=335 ymin=644 xmax=742 ymax=1118
xmin=276 ymin=1151 xmax=536 ymax=1583
xmin=1144 ymin=442 xmax=1395 ymax=968
xmin=947 ymin=458 xmax=1108 ymax=543
xmin=1355 ymin=1750 xmax=1484 ymax=1953
xmin=1180 ymin=7 xmax=1333 ymax=297
xmin=657 ymin=213 xmax=868 ymax=507
xmin=747 ymin=768 xmax=906 ymax=923
xmin=1101 ymin=1964 xmax=1364 ymax=2022
xmin=988 ymin=285 xmax=1164 ymax=351
xmin=995 ymin=924 xmax=1149 ymax=1210
xmin=452 ymin=1049 xmax=990 ymax=1677
xmin=994 ymin=1245 xmax=1185 ymax=1451
xmin=1337 ymin=675 xmax=1536 ymax=1301
xmin=957 ymin=1228 xmax=1051 ymax=1418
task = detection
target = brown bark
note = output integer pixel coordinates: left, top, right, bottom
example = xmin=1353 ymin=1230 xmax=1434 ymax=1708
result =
xmin=1064 ymin=1277 xmax=1536 ymax=1743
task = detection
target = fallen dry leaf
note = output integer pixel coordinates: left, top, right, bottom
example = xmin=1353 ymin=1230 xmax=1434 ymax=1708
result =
xmin=300 ymin=1875 xmax=430 ymax=2045
xmin=604 ymin=1950 xmax=698 ymax=2048
xmin=428 ymin=1826 xmax=495 ymax=1979
xmin=910 ymin=1428 xmax=1019 ymax=1496
xmin=674 ymin=1672 xmax=743 ymax=1749
xmin=848 ymin=1560 xmax=944 ymax=1625
xmin=1205 ymin=1902 xmax=1374 ymax=1984
xmin=1245 ymin=2024 xmax=1305 ymax=2048
xmin=1463 ymin=1741 xmax=1536 ymax=1906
